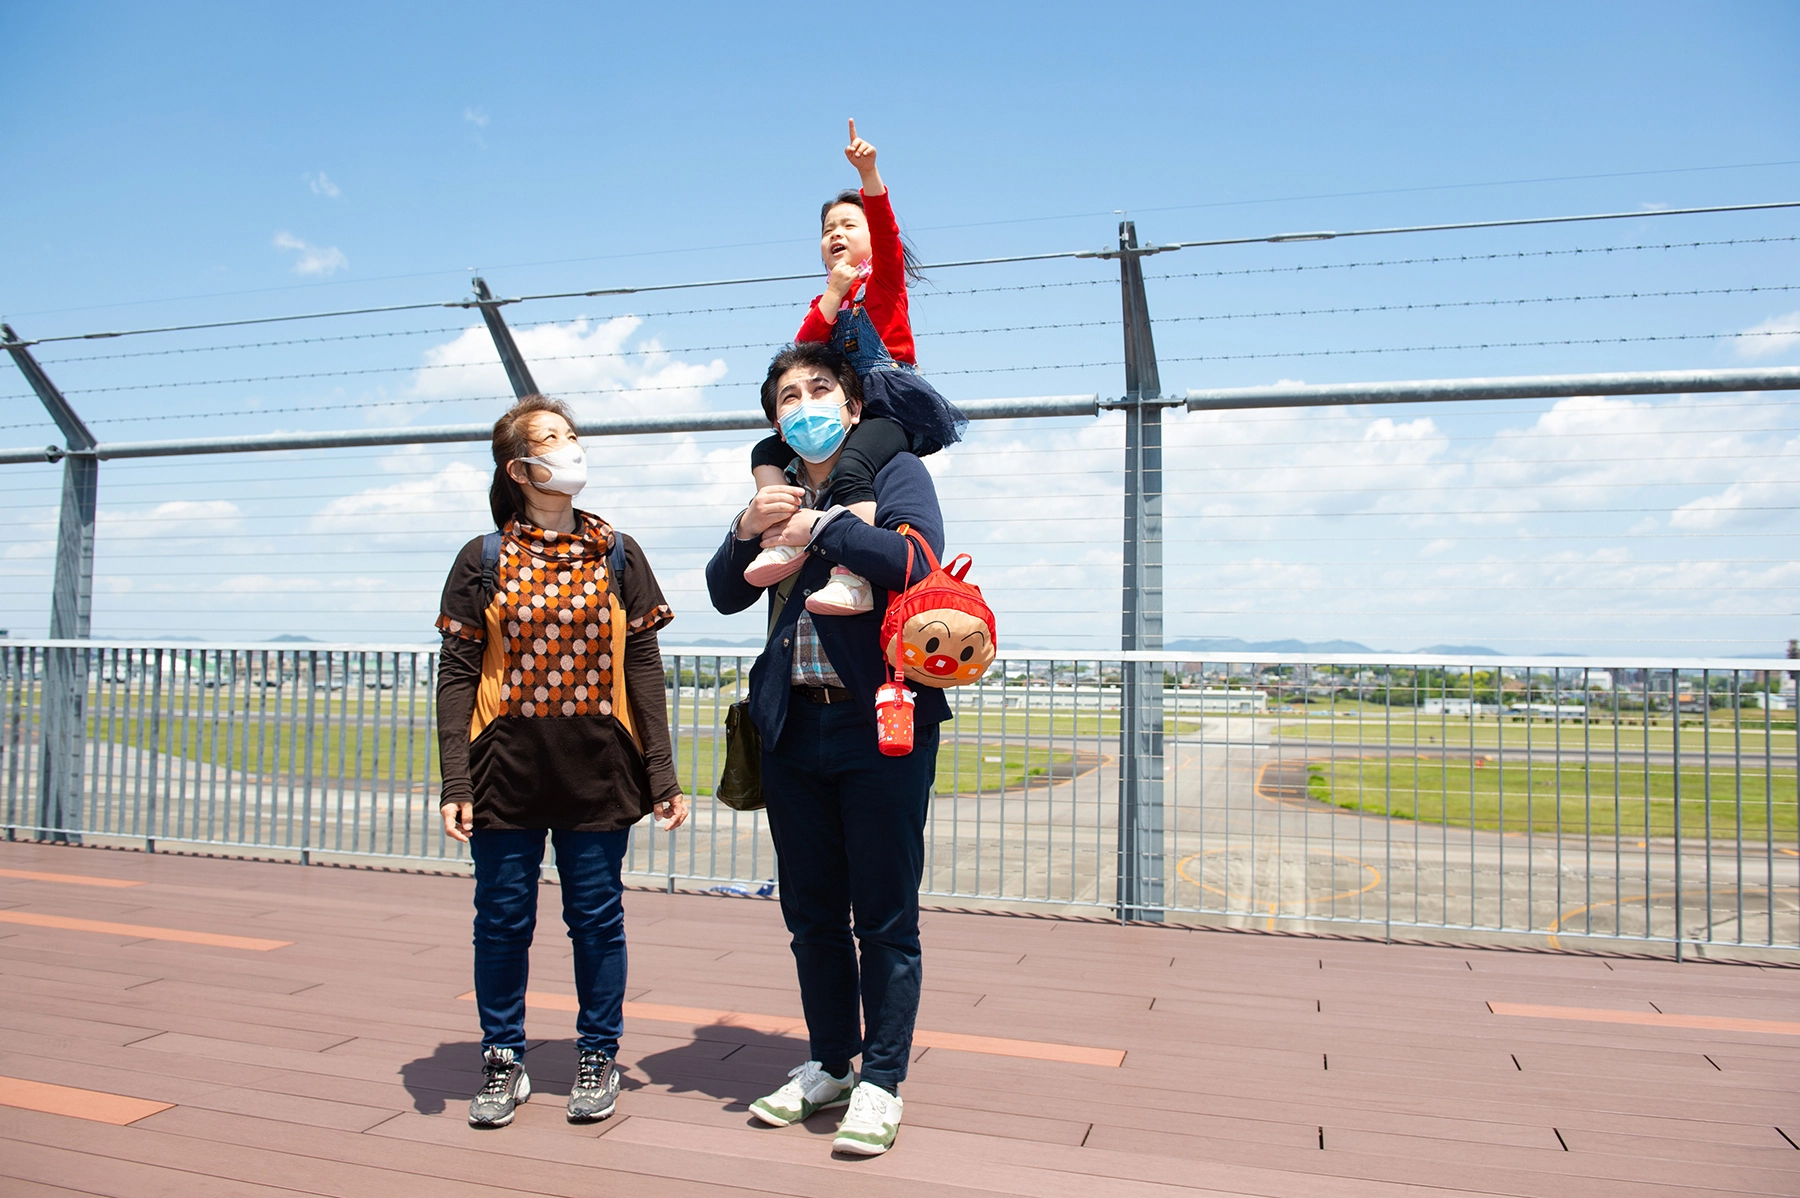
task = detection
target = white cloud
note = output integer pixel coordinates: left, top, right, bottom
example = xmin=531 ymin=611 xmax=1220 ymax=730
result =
xmin=464 ymin=107 xmax=489 ymax=128
xmin=308 ymin=461 xmax=490 ymax=541
xmin=98 ymin=499 xmax=243 ymax=539
xmin=305 ymin=171 xmax=341 ymax=199
xmin=273 ymin=231 xmax=348 ymax=276
xmin=408 ymin=317 xmax=729 ymax=419
xmin=1735 ymin=309 xmax=1800 ymax=360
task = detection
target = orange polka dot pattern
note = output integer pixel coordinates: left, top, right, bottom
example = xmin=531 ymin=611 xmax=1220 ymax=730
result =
xmin=436 ymin=515 xmax=670 ymax=720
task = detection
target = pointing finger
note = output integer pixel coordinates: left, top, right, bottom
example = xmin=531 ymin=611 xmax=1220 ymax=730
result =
xmin=848 ymin=117 xmax=857 ymax=143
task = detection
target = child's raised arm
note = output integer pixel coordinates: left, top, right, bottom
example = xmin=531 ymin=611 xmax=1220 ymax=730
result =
xmin=845 ymin=118 xmax=884 ymax=197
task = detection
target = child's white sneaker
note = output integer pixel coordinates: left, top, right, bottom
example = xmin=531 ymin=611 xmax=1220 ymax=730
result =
xmin=833 ymin=1081 xmax=902 ymax=1155
xmin=745 ymin=544 xmax=808 ymax=587
xmin=805 ymin=567 xmax=873 ymax=616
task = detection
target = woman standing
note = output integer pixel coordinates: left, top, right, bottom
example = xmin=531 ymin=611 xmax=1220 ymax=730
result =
xmin=705 ymin=343 xmax=948 ymax=1157
xmin=437 ymin=394 xmax=688 ymax=1128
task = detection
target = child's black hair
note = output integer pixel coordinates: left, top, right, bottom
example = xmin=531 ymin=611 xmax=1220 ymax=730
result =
xmin=821 ymin=190 xmax=926 ymax=285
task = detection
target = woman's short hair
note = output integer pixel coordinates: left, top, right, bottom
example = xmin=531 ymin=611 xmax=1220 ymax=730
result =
xmin=489 ymin=394 xmax=577 ymax=529
xmin=759 ymin=343 xmax=864 ymax=425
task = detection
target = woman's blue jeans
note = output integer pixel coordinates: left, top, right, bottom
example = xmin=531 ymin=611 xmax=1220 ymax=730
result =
xmin=469 ymin=828 xmax=629 ymax=1056
xmin=760 ymin=696 xmax=940 ymax=1091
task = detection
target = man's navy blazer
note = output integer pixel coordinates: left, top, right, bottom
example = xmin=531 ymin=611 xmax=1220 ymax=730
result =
xmin=705 ymin=453 xmax=952 ymax=749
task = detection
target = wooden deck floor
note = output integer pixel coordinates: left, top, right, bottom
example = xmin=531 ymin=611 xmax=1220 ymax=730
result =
xmin=1 ymin=839 xmax=1796 ymax=1197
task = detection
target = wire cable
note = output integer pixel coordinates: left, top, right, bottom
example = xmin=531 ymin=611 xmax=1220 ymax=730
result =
xmin=1147 ymin=235 xmax=1800 ymax=284
xmin=10 ymin=199 xmax=1794 ymax=348
xmin=1160 ymin=328 xmax=1800 ymax=365
xmin=1160 ymin=284 xmax=1800 ymax=326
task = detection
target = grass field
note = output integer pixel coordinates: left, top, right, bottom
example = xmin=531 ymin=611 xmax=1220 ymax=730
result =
xmin=1271 ymin=712 xmax=1796 ymax=755
xmin=1306 ymin=758 xmax=1799 ymax=840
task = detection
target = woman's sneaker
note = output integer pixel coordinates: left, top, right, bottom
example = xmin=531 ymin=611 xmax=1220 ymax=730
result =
xmin=749 ymin=1061 xmax=854 ymax=1127
xmin=833 ymin=1080 xmax=903 ymax=1155
xmin=468 ymin=1046 xmax=530 ymax=1127
xmin=805 ymin=567 xmax=873 ymax=616
xmin=566 ymin=1048 xmax=620 ymax=1122
xmin=745 ymin=544 xmax=808 ymax=587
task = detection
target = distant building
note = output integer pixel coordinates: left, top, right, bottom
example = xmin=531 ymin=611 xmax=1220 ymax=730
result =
xmin=1421 ymin=698 xmax=1501 ymax=716
xmin=1509 ymin=703 xmax=1588 ymax=721
xmin=1171 ymin=688 xmax=1270 ymax=714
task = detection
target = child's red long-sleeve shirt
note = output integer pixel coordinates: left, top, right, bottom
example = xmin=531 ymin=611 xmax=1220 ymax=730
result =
xmin=795 ymin=189 xmax=915 ymax=365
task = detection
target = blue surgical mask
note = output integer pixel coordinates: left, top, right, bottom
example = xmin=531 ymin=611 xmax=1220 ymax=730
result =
xmin=778 ymin=399 xmax=849 ymax=463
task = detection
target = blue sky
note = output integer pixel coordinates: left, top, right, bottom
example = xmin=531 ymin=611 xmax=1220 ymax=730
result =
xmin=2 ymin=2 xmax=1797 ymax=655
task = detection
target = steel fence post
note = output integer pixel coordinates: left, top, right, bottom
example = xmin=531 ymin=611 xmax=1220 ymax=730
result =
xmin=1116 ymin=221 xmax=1165 ymax=923
xmin=471 ymin=278 xmax=541 ymax=400
xmin=1672 ymin=669 xmax=1683 ymax=962
xmin=6 ymin=325 xmax=98 ymax=843
xmin=301 ymin=651 xmax=317 ymax=866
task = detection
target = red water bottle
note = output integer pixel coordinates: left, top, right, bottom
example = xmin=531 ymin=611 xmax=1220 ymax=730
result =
xmin=875 ymin=680 xmax=915 ymax=756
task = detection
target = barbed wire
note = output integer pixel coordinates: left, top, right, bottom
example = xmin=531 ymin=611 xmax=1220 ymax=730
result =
xmin=0 ymin=395 xmax=514 ymax=430
xmin=33 ymin=317 xmax=1135 ymax=397
xmin=1147 ymin=235 xmax=1800 ymax=284
xmin=33 ymin=324 xmax=477 ymax=366
xmin=1161 ymin=328 xmax=1797 ymax=365
xmin=31 ymin=235 xmax=1791 ymax=368
xmin=1161 ymin=284 xmax=1800 ymax=326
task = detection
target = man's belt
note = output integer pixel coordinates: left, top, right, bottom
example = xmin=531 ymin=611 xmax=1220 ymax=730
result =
xmin=792 ymin=684 xmax=853 ymax=705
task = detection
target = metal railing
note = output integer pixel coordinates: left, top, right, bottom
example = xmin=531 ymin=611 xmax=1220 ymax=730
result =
xmin=4 ymin=640 xmax=1793 ymax=955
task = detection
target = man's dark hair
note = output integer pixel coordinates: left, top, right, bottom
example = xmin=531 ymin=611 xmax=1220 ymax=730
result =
xmin=759 ymin=342 xmax=864 ymax=424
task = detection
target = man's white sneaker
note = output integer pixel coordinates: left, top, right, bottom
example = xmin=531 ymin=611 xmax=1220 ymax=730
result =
xmin=832 ymin=1081 xmax=902 ymax=1155
xmin=745 ymin=544 xmax=808 ymax=587
xmin=748 ymin=1061 xmax=854 ymax=1127
xmin=805 ymin=567 xmax=873 ymax=616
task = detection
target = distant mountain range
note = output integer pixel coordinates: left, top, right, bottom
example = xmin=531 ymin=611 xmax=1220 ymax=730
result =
xmin=1162 ymin=637 xmax=1502 ymax=656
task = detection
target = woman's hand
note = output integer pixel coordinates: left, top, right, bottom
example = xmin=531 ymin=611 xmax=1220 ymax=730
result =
xmin=760 ymin=508 xmax=824 ymax=550
xmin=653 ymin=794 xmax=690 ymax=831
xmin=739 ymin=484 xmax=805 ymax=540
xmin=441 ymin=801 xmax=473 ymax=843
xmin=844 ymin=118 xmax=884 ymax=195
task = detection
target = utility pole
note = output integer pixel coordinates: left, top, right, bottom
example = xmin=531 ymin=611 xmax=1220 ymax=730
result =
xmin=1115 ymin=222 xmax=1166 ymax=922
xmin=3 ymin=325 xmax=97 ymax=842
xmin=471 ymin=278 xmax=541 ymax=400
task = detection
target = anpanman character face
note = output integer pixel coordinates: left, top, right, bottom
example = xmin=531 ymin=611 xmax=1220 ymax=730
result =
xmin=888 ymin=609 xmax=996 ymax=687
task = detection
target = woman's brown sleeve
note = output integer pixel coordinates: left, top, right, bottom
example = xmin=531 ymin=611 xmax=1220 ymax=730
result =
xmin=436 ymin=634 xmax=483 ymax=808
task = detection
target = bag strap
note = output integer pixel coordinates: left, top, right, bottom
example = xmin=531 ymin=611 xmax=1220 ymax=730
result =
xmin=945 ymin=554 xmax=973 ymax=582
xmin=894 ymin=523 xmax=942 ymax=584
xmin=609 ymin=531 xmax=628 ymax=582
xmin=480 ymin=532 xmax=503 ymax=600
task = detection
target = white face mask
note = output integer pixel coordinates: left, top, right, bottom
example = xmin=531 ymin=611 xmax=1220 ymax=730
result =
xmin=515 ymin=443 xmax=587 ymax=497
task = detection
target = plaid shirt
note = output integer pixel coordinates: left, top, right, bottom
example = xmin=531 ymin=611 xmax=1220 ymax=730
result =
xmin=790 ymin=610 xmax=845 ymax=687
xmin=784 ymin=466 xmax=846 ymax=687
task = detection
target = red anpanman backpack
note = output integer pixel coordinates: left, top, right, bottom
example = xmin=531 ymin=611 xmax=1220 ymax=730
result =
xmin=881 ymin=524 xmax=998 ymax=688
